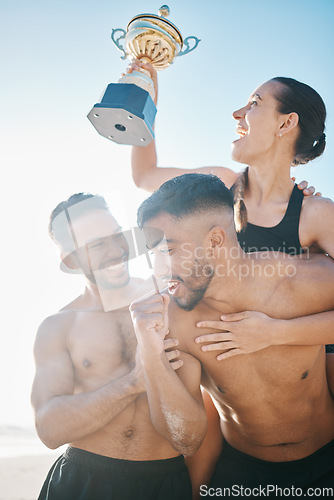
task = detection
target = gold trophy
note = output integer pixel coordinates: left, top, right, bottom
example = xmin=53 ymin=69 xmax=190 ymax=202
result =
xmin=88 ymin=5 xmax=200 ymax=146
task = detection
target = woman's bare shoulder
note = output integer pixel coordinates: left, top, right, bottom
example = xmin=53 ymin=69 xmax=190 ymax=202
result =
xmin=300 ymin=195 xmax=334 ymax=255
xmin=301 ymin=194 xmax=334 ymax=220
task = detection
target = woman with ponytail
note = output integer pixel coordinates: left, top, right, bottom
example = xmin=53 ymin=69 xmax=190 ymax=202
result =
xmin=232 ymin=77 xmax=327 ymax=239
xmin=195 ymin=76 xmax=334 ymax=358
xmin=131 ymin=65 xmax=334 ymax=494
xmin=131 ymin=67 xmax=333 ymax=355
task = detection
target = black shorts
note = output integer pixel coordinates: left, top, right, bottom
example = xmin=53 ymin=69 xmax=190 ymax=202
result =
xmin=38 ymin=447 xmax=192 ymax=500
xmin=209 ymin=439 xmax=334 ymax=492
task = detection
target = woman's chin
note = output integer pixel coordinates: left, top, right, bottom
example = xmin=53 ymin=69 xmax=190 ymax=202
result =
xmin=231 ymin=141 xmax=245 ymax=164
xmin=231 ymin=150 xmax=247 ymax=165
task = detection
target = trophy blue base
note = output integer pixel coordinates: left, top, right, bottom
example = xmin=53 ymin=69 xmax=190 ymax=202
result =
xmin=87 ymin=83 xmax=157 ymax=146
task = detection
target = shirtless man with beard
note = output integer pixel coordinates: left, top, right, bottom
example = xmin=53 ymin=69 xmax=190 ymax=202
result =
xmin=32 ymin=193 xmax=206 ymax=500
xmin=130 ymin=174 xmax=334 ymax=496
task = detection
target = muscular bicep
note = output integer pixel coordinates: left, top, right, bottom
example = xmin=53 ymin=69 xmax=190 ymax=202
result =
xmin=174 ymin=351 xmax=204 ymax=407
xmin=31 ymin=317 xmax=75 ymax=412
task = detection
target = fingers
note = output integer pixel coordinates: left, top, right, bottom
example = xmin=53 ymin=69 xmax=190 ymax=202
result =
xmin=200 ymin=341 xmax=236 ymax=352
xmin=133 ymin=312 xmax=166 ymax=331
xmin=297 ymin=180 xmax=308 ymax=190
xmin=126 ymin=58 xmax=155 ymax=74
xmin=126 ymin=58 xmax=142 ymax=72
xmin=219 ymin=311 xmax=248 ymax=322
xmin=162 ymin=293 xmax=170 ymax=306
xmin=296 ymin=180 xmax=317 ymax=197
xmin=217 ymin=349 xmax=242 ymax=361
xmin=303 ymin=186 xmax=315 ymax=196
xmin=196 ymin=320 xmax=228 ymax=330
xmin=162 ymin=293 xmax=170 ymax=328
xmin=130 ymin=293 xmax=169 ymax=335
xmin=126 ymin=62 xmax=139 ymax=74
xmin=315 ymin=192 xmax=322 ymax=197
xmin=166 ymin=346 xmax=183 ymax=370
xmin=136 ymin=58 xmax=155 ymax=71
xmin=195 ymin=332 xmax=233 ymax=344
xmin=170 ymin=360 xmax=184 ymax=371
xmin=166 ymin=349 xmax=180 ymax=361
xmin=164 ymin=337 xmax=179 ymax=350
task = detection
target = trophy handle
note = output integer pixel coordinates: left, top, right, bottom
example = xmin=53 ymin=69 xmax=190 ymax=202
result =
xmin=111 ymin=28 xmax=127 ymax=60
xmin=178 ymin=36 xmax=201 ymax=57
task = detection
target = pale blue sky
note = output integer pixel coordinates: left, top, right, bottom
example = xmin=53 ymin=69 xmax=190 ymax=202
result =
xmin=1 ymin=0 xmax=334 ymax=427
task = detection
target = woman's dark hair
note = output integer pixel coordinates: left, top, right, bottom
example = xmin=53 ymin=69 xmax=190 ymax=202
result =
xmin=232 ymin=166 xmax=249 ymax=232
xmin=272 ymin=77 xmax=326 ymax=166
xmin=233 ymin=77 xmax=326 ymax=231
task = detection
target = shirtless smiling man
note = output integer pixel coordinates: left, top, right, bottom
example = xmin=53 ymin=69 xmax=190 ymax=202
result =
xmin=31 ymin=193 xmax=206 ymax=500
xmin=130 ymin=174 xmax=334 ymax=495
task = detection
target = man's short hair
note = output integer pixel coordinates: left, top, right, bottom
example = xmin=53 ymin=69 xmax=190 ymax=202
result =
xmin=49 ymin=193 xmax=109 ymax=251
xmin=137 ymin=173 xmax=235 ymax=228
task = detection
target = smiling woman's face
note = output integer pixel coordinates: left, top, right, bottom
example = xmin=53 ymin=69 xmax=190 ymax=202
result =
xmin=231 ymin=80 xmax=284 ymax=166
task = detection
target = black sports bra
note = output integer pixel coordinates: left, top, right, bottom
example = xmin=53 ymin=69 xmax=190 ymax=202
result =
xmin=236 ymin=184 xmax=305 ymax=254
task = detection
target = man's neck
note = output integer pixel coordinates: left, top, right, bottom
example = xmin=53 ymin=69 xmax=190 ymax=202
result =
xmin=84 ymin=277 xmax=150 ymax=312
xmin=203 ymin=252 xmax=267 ymax=313
xmin=81 ymin=284 xmax=104 ymax=309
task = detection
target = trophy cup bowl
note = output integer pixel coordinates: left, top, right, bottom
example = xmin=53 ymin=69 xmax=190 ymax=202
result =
xmin=87 ymin=5 xmax=200 ymax=146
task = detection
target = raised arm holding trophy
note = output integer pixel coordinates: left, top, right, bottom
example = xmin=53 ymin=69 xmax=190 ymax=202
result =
xmin=88 ymin=5 xmax=200 ymax=146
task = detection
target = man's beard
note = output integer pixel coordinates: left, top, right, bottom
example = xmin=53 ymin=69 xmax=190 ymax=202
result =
xmin=175 ymin=285 xmax=209 ymax=311
xmin=175 ymin=262 xmax=214 ymax=311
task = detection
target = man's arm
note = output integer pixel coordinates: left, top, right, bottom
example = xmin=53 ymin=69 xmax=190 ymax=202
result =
xmin=128 ymin=59 xmax=239 ymax=192
xmin=130 ymin=292 xmax=207 ymax=456
xmin=186 ymin=390 xmax=223 ymax=500
xmin=31 ymin=314 xmax=145 ymax=449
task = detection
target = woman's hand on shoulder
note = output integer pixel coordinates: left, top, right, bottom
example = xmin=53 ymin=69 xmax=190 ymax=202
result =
xmin=293 ymin=177 xmax=322 ymax=196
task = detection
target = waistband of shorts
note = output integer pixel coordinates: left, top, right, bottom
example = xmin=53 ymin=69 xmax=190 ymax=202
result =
xmin=222 ymin=438 xmax=334 ymax=468
xmin=64 ymin=447 xmax=186 ymax=476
